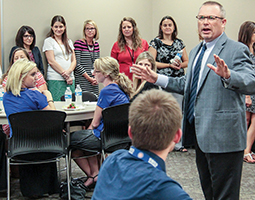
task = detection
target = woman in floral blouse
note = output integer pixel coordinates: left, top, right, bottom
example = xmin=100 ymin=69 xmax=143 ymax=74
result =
xmin=149 ymin=15 xmax=188 ymax=152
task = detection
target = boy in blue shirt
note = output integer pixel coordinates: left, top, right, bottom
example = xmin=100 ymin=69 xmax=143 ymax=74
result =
xmin=92 ymin=89 xmax=192 ymax=200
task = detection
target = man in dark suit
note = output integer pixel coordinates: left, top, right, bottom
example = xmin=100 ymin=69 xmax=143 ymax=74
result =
xmin=131 ymin=1 xmax=255 ymax=199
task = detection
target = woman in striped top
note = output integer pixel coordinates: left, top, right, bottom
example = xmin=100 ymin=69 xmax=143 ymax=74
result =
xmin=74 ymin=20 xmax=100 ymax=96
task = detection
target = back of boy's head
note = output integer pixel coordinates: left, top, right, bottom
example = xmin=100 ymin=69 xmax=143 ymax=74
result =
xmin=129 ymin=89 xmax=182 ymax=151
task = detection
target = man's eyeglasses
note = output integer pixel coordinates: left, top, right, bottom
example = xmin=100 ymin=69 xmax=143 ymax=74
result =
xmin=196 ymin=15 xmax=224 ymax=21
xmin=23 ymin=34 xmax=34 ymax=39
xmin=86 ymin=28 xmax=95 ymax=31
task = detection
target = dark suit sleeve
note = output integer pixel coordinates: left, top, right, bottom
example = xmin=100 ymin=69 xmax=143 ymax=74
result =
xmin=32 ymin=47 xmax=44 ymax=75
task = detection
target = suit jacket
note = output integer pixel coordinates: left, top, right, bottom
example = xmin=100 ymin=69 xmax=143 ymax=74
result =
xmin=165 ymin=33 xmax=255 ymax=153
xmin=9 ymin=46 xmax=44 ymax=75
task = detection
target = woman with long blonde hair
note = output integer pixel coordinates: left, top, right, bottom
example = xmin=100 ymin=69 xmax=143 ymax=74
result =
xmin=131 ymin=51 xmax=159 ymax=101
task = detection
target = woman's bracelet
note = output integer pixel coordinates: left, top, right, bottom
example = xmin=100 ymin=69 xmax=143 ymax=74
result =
xmin=48 ymin=100 xmax=54 ymax=103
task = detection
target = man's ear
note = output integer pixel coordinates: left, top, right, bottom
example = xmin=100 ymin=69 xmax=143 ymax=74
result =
xmin=128 ymin=126 xmax=133 ymax=139
xmin=173 ymin=128 xmax=182 ymax=144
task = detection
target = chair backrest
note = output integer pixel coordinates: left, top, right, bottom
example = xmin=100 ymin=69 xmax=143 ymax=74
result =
xmin=101 ymin=103 xmax=131 ymax=153
xmin=81 ymin=91 xmax=98 ymax=102
xmin=8 ymin=110 xmax=67 ymax=160
xmin=60 ymin=91 xmax=98 ymax=102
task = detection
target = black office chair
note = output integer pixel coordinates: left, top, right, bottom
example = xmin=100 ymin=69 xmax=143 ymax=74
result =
xmin=7 ymin=110 xmax=71 ymax=200
xmin=60 ymin=91 xmax=98 ymax=102
xmin=101 ymin=103 xmax=131 ymax=159
xmin=0 ymin=127 xmax=6 ymax=193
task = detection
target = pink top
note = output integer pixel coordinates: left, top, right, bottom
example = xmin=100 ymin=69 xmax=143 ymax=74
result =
xmin=111 ymin=39 xmax=149 ymax=80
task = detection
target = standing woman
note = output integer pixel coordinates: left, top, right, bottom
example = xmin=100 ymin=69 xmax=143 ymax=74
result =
xmin=43 ymin=15 xmax=76 ymax=101
xmin=238 ymin=21 xmax=255 ymax=163
xmin=3 ymin=59 xmax=58 ymax=198
xmin=149 ymin=16 xmax=188 ymax=152
xmin=74 ymin=20 xmax=99 ymax=95
xmin=111 ymin=17 xmax=149 ymax=81
xmin=9 ymin=25 xmax=44 ymax=75
xmin=149 ymin=16 xmax=188 ymax=78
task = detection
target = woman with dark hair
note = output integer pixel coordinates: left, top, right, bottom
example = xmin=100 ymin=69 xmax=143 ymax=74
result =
xmin=149 ymin=16 xmax=188 ymax=152
xmin=9 ymin=25 xmax=44 ymax=75
xmin=43 ymin=15 xmax=76 ymax=101
xmin=111 ymin=17 xmax=148 ymax=81
xmin=74 ymin=20 xmax=100 ymax=95
xmin=238 ymin=21 xmax=255 ymax=163
xmin=149 ymin=16 xmax=188 ymax=77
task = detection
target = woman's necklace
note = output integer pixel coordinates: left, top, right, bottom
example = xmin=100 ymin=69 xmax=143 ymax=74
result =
xmin=85 ymin=39 xmax=94 ymax=51
xmin=54 ymin=38 xmax=69 ymax=61
xmin=85 ymin=39 xmax=95 ymax=66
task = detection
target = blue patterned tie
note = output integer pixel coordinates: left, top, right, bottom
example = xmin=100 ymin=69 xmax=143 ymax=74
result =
xmin=187 ymin=43 xmax=207 ymax=124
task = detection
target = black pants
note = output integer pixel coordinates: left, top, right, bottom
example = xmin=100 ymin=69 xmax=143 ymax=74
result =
xmin=0 ymin=128 xmax=6 ymax=191
xmin=191 ymin=122 xmax=243 ymax=200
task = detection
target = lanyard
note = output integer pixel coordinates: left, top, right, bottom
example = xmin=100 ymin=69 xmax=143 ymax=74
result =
xmin=126 ymin=45 xmax=134 ymax=64
xmin=85 ymin=40 xmax=95 ymax=67
xmin=129 ymin=146 xmax=162 ymax=170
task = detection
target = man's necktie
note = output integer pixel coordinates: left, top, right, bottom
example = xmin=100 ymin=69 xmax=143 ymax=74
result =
xmin=187 ymin=43 xmax=207 ymax=124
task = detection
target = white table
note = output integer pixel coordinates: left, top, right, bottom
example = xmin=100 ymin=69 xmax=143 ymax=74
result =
xmin=0 ymin=101 xmax=96 ymax=124
xmin=0 ymin=101 xmax=96 ymax=144
xmin=55 ymin=101 xmax=96 ymax=145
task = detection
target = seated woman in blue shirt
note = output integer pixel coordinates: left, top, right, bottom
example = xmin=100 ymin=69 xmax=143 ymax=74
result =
xmin=70 ymin=56 xmax=133 ymax=190
xmin=3 ymin=59 xmax=58 ymax=198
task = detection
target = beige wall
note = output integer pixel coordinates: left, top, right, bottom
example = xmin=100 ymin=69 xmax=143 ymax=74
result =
xmin=1 ymin=0 xmax=152 ymax=71
xmin=0 ymin=14 xmax=1 ymax=66
xmin=1 ymin=0 xmax=255 ymax=71
xmin=152 ymin=0 xmax=255 ymax=53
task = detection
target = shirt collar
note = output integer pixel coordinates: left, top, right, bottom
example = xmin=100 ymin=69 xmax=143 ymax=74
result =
xmin=203 ymin=32 xmax=223 ymax=49
xmin=140 ymin=149 xmax=166 ymax=172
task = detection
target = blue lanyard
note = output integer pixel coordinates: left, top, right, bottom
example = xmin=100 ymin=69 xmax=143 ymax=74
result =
xmin=129 ymin=146 xmax=162 ymax=170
